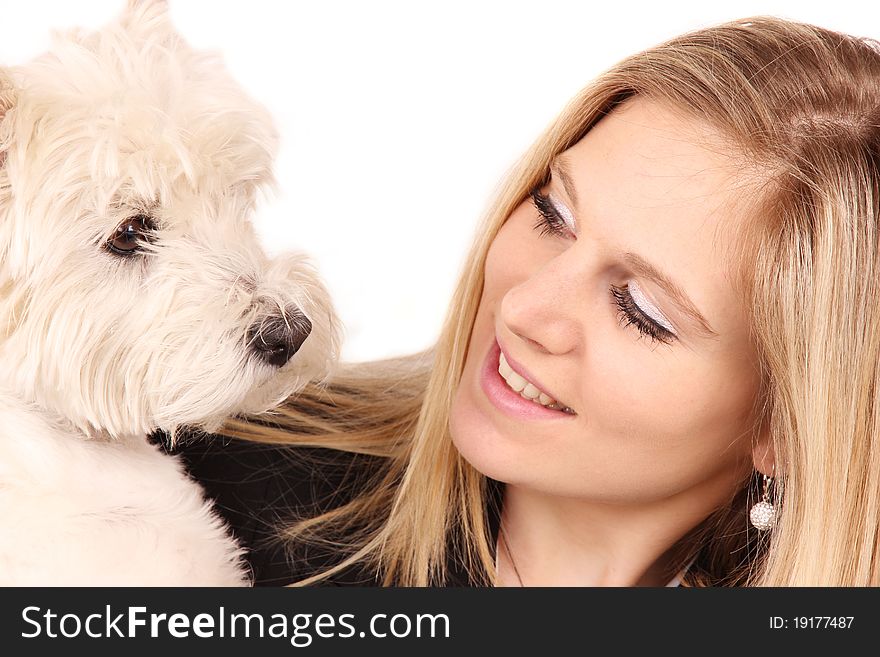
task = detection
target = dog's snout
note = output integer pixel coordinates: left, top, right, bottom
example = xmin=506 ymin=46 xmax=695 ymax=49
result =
xmin=248 ymin=309 xmax=312 ymax=368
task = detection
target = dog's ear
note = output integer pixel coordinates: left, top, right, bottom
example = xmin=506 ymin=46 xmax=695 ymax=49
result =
xmin=0 ymin=68 xmax=16 ymax=171
xmin=119 ymin=0 xmax=174 ymax=41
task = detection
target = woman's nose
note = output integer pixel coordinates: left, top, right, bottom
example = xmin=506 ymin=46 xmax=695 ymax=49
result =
xmin=499 ymin=255 xmax=583 ymax=356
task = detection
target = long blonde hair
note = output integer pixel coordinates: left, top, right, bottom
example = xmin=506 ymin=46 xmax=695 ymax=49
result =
xmin=224 ymin=16 xmax=880 ymax=586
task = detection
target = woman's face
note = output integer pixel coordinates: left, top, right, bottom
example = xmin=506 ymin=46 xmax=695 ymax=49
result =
xmin=450 ymin=97 xmax=770 ymax=507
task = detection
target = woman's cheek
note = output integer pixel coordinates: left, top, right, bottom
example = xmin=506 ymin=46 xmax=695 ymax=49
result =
xmin=583 ymin=335 xmax=693 ymax=440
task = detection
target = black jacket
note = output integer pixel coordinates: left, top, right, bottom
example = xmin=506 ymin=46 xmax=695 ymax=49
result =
xmin=167 ymin=435 xmax=502 ymax=586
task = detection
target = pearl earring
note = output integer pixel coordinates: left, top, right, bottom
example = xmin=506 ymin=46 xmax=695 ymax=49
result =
xmin=749 ymin=473 xmax=777 ymax=531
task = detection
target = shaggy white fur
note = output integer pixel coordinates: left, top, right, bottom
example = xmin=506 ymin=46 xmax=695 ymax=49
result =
xmin=0 ymin=0 xmax=340 ymax=585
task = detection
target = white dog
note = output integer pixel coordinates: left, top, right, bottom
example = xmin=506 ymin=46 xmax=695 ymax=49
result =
xmin=0 ymin=0 xmax=340 ymax=584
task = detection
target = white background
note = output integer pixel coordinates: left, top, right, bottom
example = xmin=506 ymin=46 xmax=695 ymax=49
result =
xmin=2 ymin=1 xmax=877 ymax=362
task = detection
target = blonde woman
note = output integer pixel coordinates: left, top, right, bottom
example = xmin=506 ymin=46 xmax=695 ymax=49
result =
xmin=175 ymin=16 xmax=880 ymax=586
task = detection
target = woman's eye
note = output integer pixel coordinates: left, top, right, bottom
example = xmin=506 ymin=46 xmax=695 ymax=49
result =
xmin=530 ymin=187 xmax=572 ymax=238
xmin=106 ymin=214 xmax=155 ymax=256
xmin=610 ymin=284 xmax=677 ymax=346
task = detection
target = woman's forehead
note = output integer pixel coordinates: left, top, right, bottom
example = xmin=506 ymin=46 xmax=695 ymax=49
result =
xmin=564 ymin=99 xmax=749 ymax=205
xmin=559 ymin=97 xmax=758 ymax=347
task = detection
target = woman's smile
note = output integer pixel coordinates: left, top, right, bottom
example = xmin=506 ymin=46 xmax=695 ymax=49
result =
xmin=480 ymin=337 xmax=578 ymax=421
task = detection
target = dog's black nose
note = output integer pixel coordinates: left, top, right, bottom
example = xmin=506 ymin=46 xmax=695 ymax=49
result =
xmin=248 ymin=309 xmax=312 ymax=368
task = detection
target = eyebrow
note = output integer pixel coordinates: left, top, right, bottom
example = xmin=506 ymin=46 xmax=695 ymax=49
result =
xmin=548 ymin=154 xmax=720 ymax=340
xmin=549 ymin=155 xmax=580 ymax=211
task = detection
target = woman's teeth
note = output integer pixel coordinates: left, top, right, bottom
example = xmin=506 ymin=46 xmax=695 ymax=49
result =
xmin=498 ymin=352 xmax=575 ymax=414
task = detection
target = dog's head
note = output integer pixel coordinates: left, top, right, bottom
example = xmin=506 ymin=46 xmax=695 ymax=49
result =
xmin=0 ymin=0 xmax=341 ymax=437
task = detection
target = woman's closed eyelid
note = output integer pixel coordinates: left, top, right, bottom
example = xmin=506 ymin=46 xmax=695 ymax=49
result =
xmin=547 ymin=192 xmax=577 ymax=232
xmin=627 ymin=280 xmax=677 ymax=334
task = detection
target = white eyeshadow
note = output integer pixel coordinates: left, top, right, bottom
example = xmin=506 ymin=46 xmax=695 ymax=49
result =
xmin=548 ymin=193 xmax=577 ymax=231
xmin=627 ymin=280 xmax=676 ymax=333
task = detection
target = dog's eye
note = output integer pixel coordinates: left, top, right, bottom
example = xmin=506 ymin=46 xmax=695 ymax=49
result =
xmin=106 ymin=215 xmax=155 ymax=256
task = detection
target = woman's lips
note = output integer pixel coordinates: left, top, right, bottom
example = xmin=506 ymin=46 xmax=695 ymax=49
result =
xmin=496 ymin=338 xmax=573 ymax=412
xmin=480 ymin=339 xmax=577 ymax=420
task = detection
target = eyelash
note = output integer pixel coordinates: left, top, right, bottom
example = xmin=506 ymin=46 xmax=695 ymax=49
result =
xmin=529 ymin=186 xmax=677 ymax=347
xmin=530 ymin=187 xmax=570 ymax=238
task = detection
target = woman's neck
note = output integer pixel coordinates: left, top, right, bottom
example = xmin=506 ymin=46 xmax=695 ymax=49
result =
xmin=496 ymin=483 xmax=705 ymax=587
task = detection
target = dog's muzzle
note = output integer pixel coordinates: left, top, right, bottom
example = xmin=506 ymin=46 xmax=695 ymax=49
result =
xmin=247 ymin=308 xmax=313 ymax=368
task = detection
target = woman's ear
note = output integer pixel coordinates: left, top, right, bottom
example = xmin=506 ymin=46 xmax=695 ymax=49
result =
xmin=751 ymin=421 xmax=775 ymax=477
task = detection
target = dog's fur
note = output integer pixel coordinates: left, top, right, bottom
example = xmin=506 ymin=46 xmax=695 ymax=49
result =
xmin=0 ymin=1 xmax=340 ymax=584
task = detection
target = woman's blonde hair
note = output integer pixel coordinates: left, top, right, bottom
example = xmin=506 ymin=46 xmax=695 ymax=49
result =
xmin=224 ymin=16 xmax=880 ymax=586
